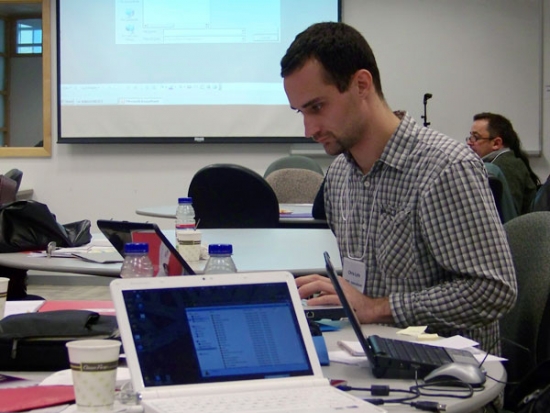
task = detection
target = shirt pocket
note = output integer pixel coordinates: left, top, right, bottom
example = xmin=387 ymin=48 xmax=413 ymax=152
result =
xmin=375 ymin=206 xmax=417 ymax=279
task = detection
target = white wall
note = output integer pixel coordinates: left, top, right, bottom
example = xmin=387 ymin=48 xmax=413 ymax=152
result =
xmin=3 ymin=0 xmax=550 ymax=232
xmin=344 ymin=0 xmax=543 ymax=154
xmin=530 ymin=0 xmax=550 ymax=179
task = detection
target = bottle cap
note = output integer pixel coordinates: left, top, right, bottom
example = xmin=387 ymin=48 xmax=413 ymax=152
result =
xmin=208 ymin=244 xmax=233 ymax=255
xmin=178 ymin=197 xmax=193 ymax=204
xmin=124 ymin=242 xmax=149 ymax=254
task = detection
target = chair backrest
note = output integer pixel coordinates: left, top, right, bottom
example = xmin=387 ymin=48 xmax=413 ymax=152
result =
xmin=0 ymin=175 xmax=18 ymax=205
xmin=485 ymin=162 xmax=518 ymax=223
xmin=4 ymin=169 xmax=23 ymax=193
xmin=265 ymin=168 xmax=324 ymax=204
xmin=501 ymin=212 xmax=550 ymax=387
xmin=312 ymin=177 xmax=326 ymax=220
xmin=264 ymin=155 xmax=324 ymax=178
xmin=532 ymin=174 xmax=550 ymax=212
xmin=188 ymin=164 xmax=280 ymax=229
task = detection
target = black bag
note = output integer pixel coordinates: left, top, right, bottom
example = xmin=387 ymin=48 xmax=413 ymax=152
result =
xmin=0 ymin=200 xmax=91 ymax=253
xmin=506 ymin=360 xmax=550 ymax=413
xmin=0 ymin=310 xmax=119 ymax=371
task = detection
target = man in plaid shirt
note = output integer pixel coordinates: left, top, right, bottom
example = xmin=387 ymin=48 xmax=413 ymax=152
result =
xmin=281 ymin=22 xmax=517 ymax=353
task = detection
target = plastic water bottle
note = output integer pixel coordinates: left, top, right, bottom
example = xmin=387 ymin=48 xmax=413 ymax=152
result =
xmin=204 ymin=244 xmax=237 ymax=274
xmin=175 ymin=197 xmax=196 ymax=231
xmin=120 ymin=243 xmax=154 ymax=278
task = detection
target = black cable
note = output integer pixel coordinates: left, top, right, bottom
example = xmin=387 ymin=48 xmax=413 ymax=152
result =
xmin=338 ymin=365 xmax=480 ymax=410
xmin=485 ymin=373 xmax=516 ymax=385
xmin=481 ymin=335 xmax=530 ymax=367
xmin=337 ymin=384 xmax=421 ymax=405
xmin=479 ymin=335 xmax=531 ymax=387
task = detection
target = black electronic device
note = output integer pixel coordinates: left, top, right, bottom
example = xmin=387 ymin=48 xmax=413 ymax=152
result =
xmin=323 ymin=251 xmax=483 ymax=382
xmin=303 ymin=302 xmax=345 ymax=321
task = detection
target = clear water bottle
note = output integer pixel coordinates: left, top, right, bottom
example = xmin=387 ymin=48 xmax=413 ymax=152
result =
xmin=204 ymin=244 xmax=237 ymax=274
xmin=120 ymin=243 xmax=154 ymax=278
xmin=175 ymin=197 xmax=196 ymax=231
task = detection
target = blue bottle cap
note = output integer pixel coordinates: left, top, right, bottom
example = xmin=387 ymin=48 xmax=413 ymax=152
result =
xmin=208 ymin=244 xmax=233 ymax=255
xmin=178 ymin=197 xmax=193 ymax=204
xmin=124 ymin=243 xmax=149 ymax=254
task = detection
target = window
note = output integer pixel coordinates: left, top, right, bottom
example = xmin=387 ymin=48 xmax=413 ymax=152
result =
xmin=15 ymin=18 xmax=41 ymax=54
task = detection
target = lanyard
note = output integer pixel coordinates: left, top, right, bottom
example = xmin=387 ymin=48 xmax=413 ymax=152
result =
xmin=339 ymin=167 xmax=383 ymax=261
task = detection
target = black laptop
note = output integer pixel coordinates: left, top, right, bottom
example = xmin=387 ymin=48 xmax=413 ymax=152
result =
xmin=97 ymin=220 xmax=195 ymax=276
xmin=323 ymin=252 xmax=480 ymax=380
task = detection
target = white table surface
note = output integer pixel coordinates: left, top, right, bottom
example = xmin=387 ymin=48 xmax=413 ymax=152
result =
xmin=136 ymin=203 xmax=329 ymax=228
xmin=136 ymin=203 xmax=315 ymax=219
xmin=0 ymin=228 xmax=341 ymax=277
xmin=3 ymin=322 xmax=505 ymax=413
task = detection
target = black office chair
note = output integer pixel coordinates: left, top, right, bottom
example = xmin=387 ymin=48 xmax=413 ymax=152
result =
xmin=4 ymin=169 xmax=23 ymax=194
xmin=488 ymin=176 xmax=504 ymax=222
xmin=501 ymin=212 xmax=550 ymax=409
xmin=188 ymin=164 xmax=280 ymax=228
xmin=485 ymin=163 xmax=517 ymax=223
xmin=532 ymin=173 xmax=550 ymax=212
xmin=312 ymin=178 xmax=326 ymax=220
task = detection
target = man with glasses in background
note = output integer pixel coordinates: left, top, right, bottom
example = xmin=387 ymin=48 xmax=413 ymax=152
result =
xmin=467 ymin=112 xmax=540 ymax=215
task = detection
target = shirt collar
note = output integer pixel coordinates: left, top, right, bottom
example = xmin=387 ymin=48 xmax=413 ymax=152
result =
xmin=380 ymin=111 xmax=420 ymax=171
xmin=342 ymin=111 xmax=421 ymax=174
xmin=482 ymin=148 xmax=511 ymax=163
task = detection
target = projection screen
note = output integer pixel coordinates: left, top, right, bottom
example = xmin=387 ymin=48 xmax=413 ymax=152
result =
xmin=57 ymin=0 xmax=341 ymax=143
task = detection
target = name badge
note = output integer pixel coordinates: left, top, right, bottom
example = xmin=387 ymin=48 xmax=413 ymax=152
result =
xmin=342 ymin=257 xmax=366 ymax=292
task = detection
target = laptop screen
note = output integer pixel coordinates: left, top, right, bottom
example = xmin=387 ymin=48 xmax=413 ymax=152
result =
xmin=97 ymin=220 xmax=195 ymax=276
xmin=121 ymin=281 xmax=314 ymax=387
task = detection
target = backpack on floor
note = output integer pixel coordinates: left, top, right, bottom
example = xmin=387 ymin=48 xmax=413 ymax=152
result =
xmin=506 ymin=360 xmax=550 ymax=413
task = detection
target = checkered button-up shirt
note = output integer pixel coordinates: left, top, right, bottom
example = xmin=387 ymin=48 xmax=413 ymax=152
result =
xmin=325 ymin=112 xmax=517 ymax=353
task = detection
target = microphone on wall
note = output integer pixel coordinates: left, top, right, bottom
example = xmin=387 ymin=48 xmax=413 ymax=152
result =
xmin=421 ymin=93 xmax=433 ymax=127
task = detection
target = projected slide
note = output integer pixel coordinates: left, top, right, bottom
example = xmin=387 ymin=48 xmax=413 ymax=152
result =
xmin=57 ymin=0 xmax=340 ymax=142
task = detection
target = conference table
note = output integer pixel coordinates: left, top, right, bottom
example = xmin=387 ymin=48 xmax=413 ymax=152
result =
xmin=1 ymin=321 xmax=505 ymax=413
xmin=0 ymin=228 xmax=341 ymax=278
xmin=135 ymin=203 xmax=329 ymax=229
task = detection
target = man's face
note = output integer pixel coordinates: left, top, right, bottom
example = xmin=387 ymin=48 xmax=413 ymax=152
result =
xmin=283 ymin=59 xmax=365 ymax=156
xmin=467 ymin=119 xmax=498 ymax=158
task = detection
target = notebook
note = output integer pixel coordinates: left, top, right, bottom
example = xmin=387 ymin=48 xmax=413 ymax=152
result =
xmin=110 ymin=272 xmax=385 ymax=413
xmin=97 ymin=220 xmax=195 ymax=276
xmin=323 ymin=252 xmax=480 ymax=380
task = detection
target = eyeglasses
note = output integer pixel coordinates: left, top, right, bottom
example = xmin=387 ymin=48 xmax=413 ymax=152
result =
xmin=465 ymin=134 xmax=495 ymax=143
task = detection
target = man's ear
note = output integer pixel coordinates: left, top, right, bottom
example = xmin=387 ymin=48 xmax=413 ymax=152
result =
xmin=492 ymin=136 xmax=504 ymax=150
xmin=354 ymin=69 xmax=374 ymax=96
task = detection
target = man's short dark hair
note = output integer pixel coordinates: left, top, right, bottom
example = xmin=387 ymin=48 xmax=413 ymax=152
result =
xmin=280 ymin=22 xmax=384 ymax=98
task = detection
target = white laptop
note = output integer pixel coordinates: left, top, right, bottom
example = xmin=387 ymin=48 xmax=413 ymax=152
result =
xmin=110 ymin=272 xmax=385 ymax=413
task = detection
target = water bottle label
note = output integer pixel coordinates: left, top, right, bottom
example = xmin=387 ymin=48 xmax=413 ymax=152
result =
xmin=176 ymin=223 xmax=195 ymax=230
xmin=177 ymin=240 xmax=201 ymax=245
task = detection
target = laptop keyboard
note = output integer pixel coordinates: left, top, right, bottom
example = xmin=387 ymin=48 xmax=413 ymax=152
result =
xmin=370 ymin=335 xmax=453 ymax=366
xmin=143 ymin=386 xmax=372 ymax=413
